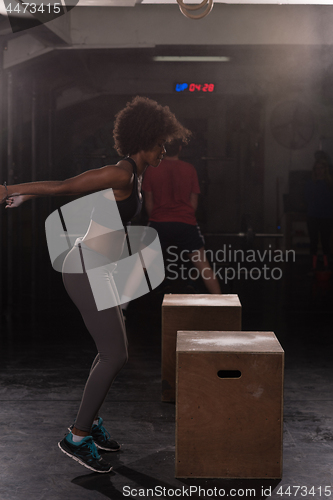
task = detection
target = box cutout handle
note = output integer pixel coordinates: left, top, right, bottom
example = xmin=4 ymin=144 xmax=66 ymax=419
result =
xmin=217 ymin=370 xmax=241 ymax=379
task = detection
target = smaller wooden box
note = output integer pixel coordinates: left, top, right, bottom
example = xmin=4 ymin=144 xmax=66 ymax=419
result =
xmin=162 ymin=294 xmax=242 ymax=402
xmin=176 ymin=331 xmax=284 ymax=479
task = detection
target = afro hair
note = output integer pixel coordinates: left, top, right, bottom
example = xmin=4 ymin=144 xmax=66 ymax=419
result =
xmin=113 ymin=96 xmax=191 ymax=156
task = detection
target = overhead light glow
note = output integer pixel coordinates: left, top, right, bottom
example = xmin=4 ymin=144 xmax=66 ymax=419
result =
xmin=153 ymin=56 xmax=231 ymax=62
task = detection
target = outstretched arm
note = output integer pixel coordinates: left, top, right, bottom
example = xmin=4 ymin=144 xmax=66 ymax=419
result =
xmin=0 ymin=164 xmax=132 ymax=204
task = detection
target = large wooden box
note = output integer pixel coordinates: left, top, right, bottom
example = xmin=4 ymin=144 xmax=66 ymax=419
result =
xmin=176 ymin=331 xmax=284 ymax=479
xmin=162 ymin=294 xmax=242 ymax=401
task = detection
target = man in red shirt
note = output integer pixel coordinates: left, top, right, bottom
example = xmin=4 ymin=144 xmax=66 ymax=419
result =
xmin=142 ymin=140 xmax=221 ymax=294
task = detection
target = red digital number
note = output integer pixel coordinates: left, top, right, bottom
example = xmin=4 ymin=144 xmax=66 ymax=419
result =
xmin=188 ymin=83 xmax=214 ymax=92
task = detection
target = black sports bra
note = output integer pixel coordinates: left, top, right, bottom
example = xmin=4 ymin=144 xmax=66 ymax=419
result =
xmin=91 ymin=157 xmax=142 ymax=227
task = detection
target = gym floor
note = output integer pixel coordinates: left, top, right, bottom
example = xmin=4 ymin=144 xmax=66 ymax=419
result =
xmin=0 ymin=255 xmax=332 ymax=500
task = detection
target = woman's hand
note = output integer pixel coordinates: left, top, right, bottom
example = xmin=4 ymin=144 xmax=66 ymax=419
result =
xmin=5 ymin=195 xmax=28 ymax=208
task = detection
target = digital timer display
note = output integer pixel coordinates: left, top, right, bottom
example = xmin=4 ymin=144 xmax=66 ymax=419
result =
xmin=175 ymin=83 xmax=215 ymax=93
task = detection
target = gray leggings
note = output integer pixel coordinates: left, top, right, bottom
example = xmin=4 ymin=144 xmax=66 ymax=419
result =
xmin=62 ymin=241 xmax=128 ymax=433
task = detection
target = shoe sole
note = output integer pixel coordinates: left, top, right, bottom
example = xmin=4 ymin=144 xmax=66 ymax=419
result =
xmin=95 ymin=442 xmax=121 ymax=452
xmin=68 ymin=427 xmax=121 ymax=452
xmin=58 ymin=441 xmax=113 ymax=474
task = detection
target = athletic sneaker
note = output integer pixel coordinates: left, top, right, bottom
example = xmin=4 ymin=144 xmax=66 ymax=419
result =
xmin=68 ymin=417 xmax=121 ymax=452
xmin=58 ymin=433 xmax=113 ymax=473
xmin=91 ymin=417 xmax=121 ymax=452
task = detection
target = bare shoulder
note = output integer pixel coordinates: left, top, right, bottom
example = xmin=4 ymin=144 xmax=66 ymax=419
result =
xmin=100 ymin=162 xmax=133 ymax=188
xmin=116 ymin=158 xmax=135 ymax=174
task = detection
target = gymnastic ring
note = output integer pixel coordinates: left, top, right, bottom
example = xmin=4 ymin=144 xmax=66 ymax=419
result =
xmin=176 ymin=0 xmax=209 ymax=11
xmin=177 ymin=0 xmax=214 ymax=19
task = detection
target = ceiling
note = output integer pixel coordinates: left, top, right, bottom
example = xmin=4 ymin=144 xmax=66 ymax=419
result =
xmin=1 ymin=0 xmax=333 ymax=12
xmin=76 ymin=0 xmax=333 ymax=4
xmin=0 ymin=0 xmax=332 ymax=38
xmin=89 ymin=0 xmax=333 ymax=4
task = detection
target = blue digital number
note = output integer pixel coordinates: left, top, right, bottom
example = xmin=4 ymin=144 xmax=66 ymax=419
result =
xmin=175 ymin=83 xmax=188 ymax=92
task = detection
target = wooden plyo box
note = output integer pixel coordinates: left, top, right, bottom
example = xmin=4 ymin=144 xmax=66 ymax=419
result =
xmin=176 ymin=331 xmax=284 ymax=479
xmin=162 ymin=294 xmax=242 ymax=402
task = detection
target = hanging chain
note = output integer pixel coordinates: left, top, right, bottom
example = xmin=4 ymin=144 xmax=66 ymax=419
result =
xmin=176 ymin=0 xmax=214 ymax=20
